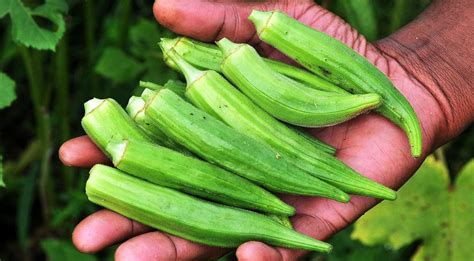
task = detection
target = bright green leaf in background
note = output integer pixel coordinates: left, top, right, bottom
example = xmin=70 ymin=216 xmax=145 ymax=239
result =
xmin=0 ymin=72 xmax=16 ymax=109
xmin=307 ymin=226 xmax=408 ymax=261
xmin=41 ymin=239 xmax=97 ymax=261
xmin=352 ymin=156 xmax=474 ymax=260
xmin=0 ymin=0 xmax=66 ymax=50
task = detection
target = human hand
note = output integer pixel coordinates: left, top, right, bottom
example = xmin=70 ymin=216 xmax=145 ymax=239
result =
xmin=60 ymin=0 xmax=469 ymax=260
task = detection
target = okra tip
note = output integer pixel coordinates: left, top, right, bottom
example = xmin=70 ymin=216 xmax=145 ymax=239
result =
xmin=166 ymin=49 xmax=205 ymax=85
xmin=293 ymin=234 xmax=333 ymax=253
xmin=313 ymin=241 xmax=332 ymax=253
xmin=335 ymin=191 xmax=351 ymax=203
xmin=385 ymin=190 xmax=397 ymax=200
xmin=105 ymin=139 xmax=128 ymax=166
xmin=84 ymin=98 xmax=106 ymax=115
xmin=159 ymin=37 xmax=180 ymax=54
xmin=126 ymin=96 xmax=145 ymax=119
xmin=361 ymin=93 xmax=382 ymax=108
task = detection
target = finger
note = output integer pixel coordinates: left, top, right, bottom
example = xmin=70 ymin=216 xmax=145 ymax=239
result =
xmin=154 ymin=0 xmax=319 ymax=43
xmin=236 ymin=241 xmax=282 ymax=261
xmin=115 ymin=232 xmax=227 ymax=261
xmin=59 ymin=135 xmax=110 ymax=168
xmin=154 ymin=0 xmax=270 ymax=43
xmin=72 ymin=209 xmax=151 ymax=253
xmin=236 ymin=206 xmax=369 ymax=261
xmin=235 ymin=209 xmax=351 ymax=261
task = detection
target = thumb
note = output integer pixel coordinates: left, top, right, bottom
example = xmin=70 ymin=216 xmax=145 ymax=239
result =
xmin=153 ymin=0 xmax=314 ymax=43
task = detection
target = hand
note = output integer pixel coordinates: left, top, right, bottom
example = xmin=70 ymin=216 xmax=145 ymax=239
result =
xmin=60 ymin=0 xmax=462 ymax=260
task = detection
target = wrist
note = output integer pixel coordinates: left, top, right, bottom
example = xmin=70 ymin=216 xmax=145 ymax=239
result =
xmin=374 ymin=1 xmax=474 ymax=147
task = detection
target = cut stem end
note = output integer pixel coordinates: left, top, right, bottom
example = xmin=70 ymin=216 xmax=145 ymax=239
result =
xmin=84 ymin=98 xmax=106 ymax=115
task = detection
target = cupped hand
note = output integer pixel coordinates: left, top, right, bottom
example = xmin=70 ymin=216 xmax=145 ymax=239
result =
xmin=60 ymin=0 xmax=446 ymax=260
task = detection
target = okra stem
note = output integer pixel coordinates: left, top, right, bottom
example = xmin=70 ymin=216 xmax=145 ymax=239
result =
xmin=160 ymin=47 xmax=204 ymax=84
xmin=81 ymin=98 xmax=151 ymax=154
xmin=87 ymin=165 xmax=332 ymax=252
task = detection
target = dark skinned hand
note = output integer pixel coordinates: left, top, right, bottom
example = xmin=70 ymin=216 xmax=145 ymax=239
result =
xmin=59 ymin=0 xmax=473 ymax=260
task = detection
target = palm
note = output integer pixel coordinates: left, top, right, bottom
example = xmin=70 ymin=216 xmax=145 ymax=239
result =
xmin=61 ymin=0 xmax=442 ymax=260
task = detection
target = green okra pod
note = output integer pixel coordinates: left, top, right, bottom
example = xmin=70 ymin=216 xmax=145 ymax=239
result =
xmin=160 ymin=37 xmax=347 ymax=94
xmin=126 ymin=96 xmax=183 ymax=150
xmin=169 ymin=52 xmax=395 ymax=200
xmin=86 ymin=165 xmax=332 ymax=252
xmin=81 ymin=98 xmax=151 ymax=155
xmin=165 ymin=49 xmax=335 ymax=155
xmin=217 ymin=38 xmax=382 ymax=127
xmin=144 ymin=89 xmax=350 ymax=202
xmin=249 ymin=10 xmax=422 ymax=157
xmin=106 ymin=139 xmax=294 ymax=215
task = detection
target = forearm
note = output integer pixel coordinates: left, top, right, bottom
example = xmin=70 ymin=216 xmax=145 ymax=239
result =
xmin=376 ymin=0 xmax=473 ymax=145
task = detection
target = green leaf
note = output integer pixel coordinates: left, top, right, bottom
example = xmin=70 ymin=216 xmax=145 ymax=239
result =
xmin=46 ymin=0 xmax=68 ymax=13
xmin=0 ymin=0 xmax=66 ymax=50
xmin=41 ymin=238 xmax=98 ymax=261
xmin=128 ymin=19 xmax=179 ymax=84
xmin=0 ymin=153 xmax=4 ymax=187
xmin=307 ymin=226 xmax=408 ymax=261
xmin=352 ymin=156 xmax=474 ymax=260
xmin=95 ymin=47 xmax=145 ymax=83
xmin=129 ymin=19 xmax=162 ymax=58
xmin=0 ymin=72 xmax=16 ymax=109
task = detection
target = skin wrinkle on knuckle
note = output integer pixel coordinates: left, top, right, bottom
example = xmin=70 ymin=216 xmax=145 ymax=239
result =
xmin=116 ymin=233 xmax=177 ymax=261
xmin=231 ymin=4 xmax=240 ymax=41
xmin=162 ymin=234 xmax=178 ymax=261
xmin=279 ymin=248 xmax=301 ymax=261
xmin=296 ymin=213 xmax=339 ymax=238
xmin=212 ymin=10 xmax=226 ymax=41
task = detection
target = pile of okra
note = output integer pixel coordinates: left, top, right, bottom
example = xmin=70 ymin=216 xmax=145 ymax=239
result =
xmin=80 ymin=11 xmax=421 ymax=253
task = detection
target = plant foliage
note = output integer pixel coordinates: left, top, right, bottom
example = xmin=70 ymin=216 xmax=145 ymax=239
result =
xmin=0 ymin=72 xmax=16 ymax=110
xmin=0 ymin=0 xmax=66 ymax=50
xmin=352 ymin=156 xmax=474 ymax=260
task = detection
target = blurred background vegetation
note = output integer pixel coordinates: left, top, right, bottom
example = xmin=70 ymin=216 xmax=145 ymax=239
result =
xmin=0 ymin=0 xmax=472 ymax=260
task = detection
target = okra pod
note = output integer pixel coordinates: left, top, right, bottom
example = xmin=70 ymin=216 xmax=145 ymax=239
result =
xmin=249 ymin=10 xmax=422 ymax=157
xmin=170 ymin=52 xmax=395 ymax=199
xmin=144 ymin=89 xmax=350 ymax=202
xmin=165 ymin=50 xmax=335 ymax=155
xmin=87 ymin=165 xmax=332 ymax=252
xmin=126 ymin=96 xmax=182 ymax=150
xmin=217 ymin=38 xmax=382 ymax=127
xmin=160 ymin=37 xmax=347 ymax=94
xmin=81 ymin=98 xmax=151 ymax=155
xmin=106 ymin=139 xmax=294 ymax=215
